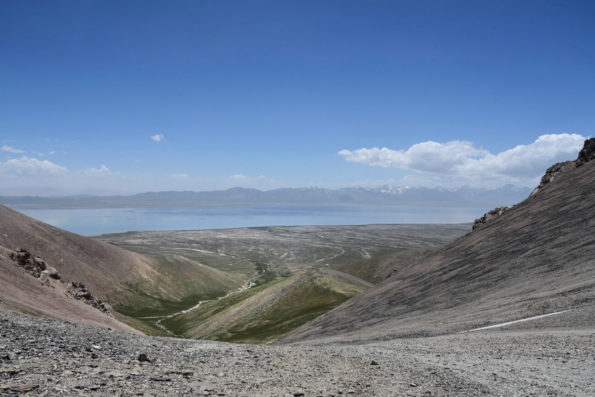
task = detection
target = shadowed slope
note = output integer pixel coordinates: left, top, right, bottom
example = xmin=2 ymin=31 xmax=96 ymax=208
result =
xmin=281 ymin=144 xmax=595 ymax=343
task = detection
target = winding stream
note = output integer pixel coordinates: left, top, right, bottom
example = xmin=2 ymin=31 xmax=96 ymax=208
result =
xmin=139 ymin=280 xmax=256 ymax=336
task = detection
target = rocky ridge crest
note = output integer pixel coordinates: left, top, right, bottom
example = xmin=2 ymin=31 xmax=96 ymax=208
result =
xmin=473 ymin=137 xmax=594 ymax=230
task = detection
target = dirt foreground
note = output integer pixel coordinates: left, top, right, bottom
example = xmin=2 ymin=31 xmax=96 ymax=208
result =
xmin=1 ymin=310 xmax=593 ymax=396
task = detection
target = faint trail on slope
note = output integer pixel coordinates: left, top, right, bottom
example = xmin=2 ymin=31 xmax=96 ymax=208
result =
xmin=464 ymin=310 xmax=572 ymax=333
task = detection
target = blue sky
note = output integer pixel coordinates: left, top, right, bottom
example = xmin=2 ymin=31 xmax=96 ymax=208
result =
xmin=1 ymin=1 xmax=594 ymax=195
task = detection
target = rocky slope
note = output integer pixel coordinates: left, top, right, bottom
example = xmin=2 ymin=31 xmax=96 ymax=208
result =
xmin=281 ymin=138 xmax=595 ymax=343
xmin=2 ymin=308 xmax=593 ymax=396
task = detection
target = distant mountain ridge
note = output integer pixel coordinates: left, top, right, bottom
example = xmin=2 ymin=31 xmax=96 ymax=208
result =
xmin=0 ymin=185 xmax=531 ymax=209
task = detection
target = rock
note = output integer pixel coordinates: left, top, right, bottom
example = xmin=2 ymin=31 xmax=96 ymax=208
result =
xmin=293 ymin=393 xmax=305 ymax=397
xmin=0 ymin=384 xmax=39 ymax=393
xmin=9 ymin=248 xmax=30 ymax=267
xmin=39 ymin=271 xmax=50 ymax=286
xmin=137 ymin=353 xmax=151 ymax=363
xmin=531 ymin=138 xmax=595 ymax=196
xmin=33 ymin=256 xmax=46 ymax=270
xmin=472 ymin=206 xmax=513 ymax=231
xmin=577 ymin=137 xmax=595 ymax=165
xmin=2 ymin=352 xmax=15 ymax=361
xmin=150 ymin=376 xmax=172 ymax=382
xmin=67 ymin=281 xmax=111 ymax=314
xmin=370 ymin=360 xmax=379 ymax=366
xmin=91 ymin=352 xmax=98 ymax=359
xmin=531 ymin=160 xmax=576 ymax=196
xmin=45 ymin=266 xmax=60 ymax=279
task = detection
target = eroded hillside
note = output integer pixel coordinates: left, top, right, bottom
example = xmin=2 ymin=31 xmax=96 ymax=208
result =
xmin=281 ymin=139 xmax=595 ymax=343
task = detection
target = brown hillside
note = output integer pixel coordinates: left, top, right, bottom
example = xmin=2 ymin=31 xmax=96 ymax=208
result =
xmin=0 ymin=247 xmax=139 ymax=333
xmin=0 ymin=204 xmax=157 ymax=302
xmin=281 ymin=140 xmax=595 ymax=343
xmin=0 ymin=205 xmax=242 ymax=327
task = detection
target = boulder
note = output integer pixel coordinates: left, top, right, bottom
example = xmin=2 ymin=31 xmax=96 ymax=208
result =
xmin=577 ymin=137 xmax=595 ymax=165
xmin=32 ymin=256 xmax=47 ymax=271
xmin=45 ymin=266 xmax=60 ymax=280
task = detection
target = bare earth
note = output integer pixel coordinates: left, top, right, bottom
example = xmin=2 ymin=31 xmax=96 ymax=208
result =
xmin=1 ymin=309 xmax=593 ymax=396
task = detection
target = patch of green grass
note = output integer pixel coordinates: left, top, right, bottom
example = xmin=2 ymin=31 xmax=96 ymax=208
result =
xmin=222 ymin=279 xmax=351 ymax=344
xmin=167 ymin=272 xmax=368 ymax=344
xmin=161 ymin=279 xmax=284 ymax=335
xmin=253 ymin=262 xmax=277 ymax=286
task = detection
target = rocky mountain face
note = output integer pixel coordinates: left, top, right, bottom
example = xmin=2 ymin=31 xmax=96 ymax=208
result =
xmin=474 ymin=138 xmax=595 ymax=230
xmin=281 ymin=138 xmax=595 ymax=343
xmin=531 ymin=137 xmax=595 ymax=196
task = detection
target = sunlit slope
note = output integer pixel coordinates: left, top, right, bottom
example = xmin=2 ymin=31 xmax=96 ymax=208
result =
xmin=115 ymin=254 xmax=243 ymax=317
xmin=0 ymin=204 xmax=243 ymax=330
xmin=281 ymin=151 xmax=595 ymax=343
xmin=162 ymin=269 xmax=372 ymax=343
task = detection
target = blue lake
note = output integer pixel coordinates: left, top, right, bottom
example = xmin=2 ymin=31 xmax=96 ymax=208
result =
xmin=20 ymin=205 xmax=486 ymax=236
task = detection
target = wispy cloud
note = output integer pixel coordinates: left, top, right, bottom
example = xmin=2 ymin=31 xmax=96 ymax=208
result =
xmin=84 ymin=165 xmax=111 ymax=175
xmin=228 ymin=174 xmax=277 ymax=187
xmin=0 ymin=156 xmax=67 ymax=177
xmin=151 ymin=134 xmax=165 ymax=142
xmin=339 ymin=133 xmax=587 ymax=187
xmin=1 ymin=145 xmax=25 ymax=154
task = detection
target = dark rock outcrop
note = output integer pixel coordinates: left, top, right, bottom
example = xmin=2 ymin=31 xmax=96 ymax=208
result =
xmin=577 ymin=137 xmax=595 ymax=165
xmin=531 ymin=137 xmax=594 ymax=196
xmin=67 ymin=281 xmax=111 ymax=314
xmin=9 ymin=248 xmax=49 ymax=278
xmin=476 ymin=137 xmax=595 ymax=229
xmin=8 ymin=248 xmax=110 ymax=315
xmin=472 ymin=206 xmax=513 ymax=231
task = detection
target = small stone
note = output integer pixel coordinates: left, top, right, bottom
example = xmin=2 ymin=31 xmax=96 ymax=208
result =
xmin=409 ymin=383 xmax=417 ymax=387
xmin=91 ymin=352 xmax=98 ymax=359
xmin=137 ymin=353 xmax=151 ymax=363
xmin=370 ymin=360 xmax=379 ymax=366
xmin=293 ymin=393 xmax=305 ymax=397
xmin=151 ymin=376 xmax=172 ymax=382
xmin=4 ymin=384 xmax=39 ymax=393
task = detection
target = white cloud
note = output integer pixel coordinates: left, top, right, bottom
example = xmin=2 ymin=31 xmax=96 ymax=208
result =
xmin=151 ymin=134 xmax=165 ymax=142
xmin=1 ymin=145 xmax=25 ymax=154
xmin=0 ymin=156 xmax=67 ymax=177
xmin=84 ymin=165 xmax=111 ymax=175
xmin=171 ymin=173 xmax=189 ymax=179
xmin=339 ymin=133 xmax=587 ymax=187
xmin=229 ymin=174 xmax=247 ymax=181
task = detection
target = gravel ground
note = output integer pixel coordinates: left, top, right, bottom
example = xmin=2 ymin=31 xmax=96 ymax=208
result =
xmin=1 ymin=311 xmax=593 ymax=396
